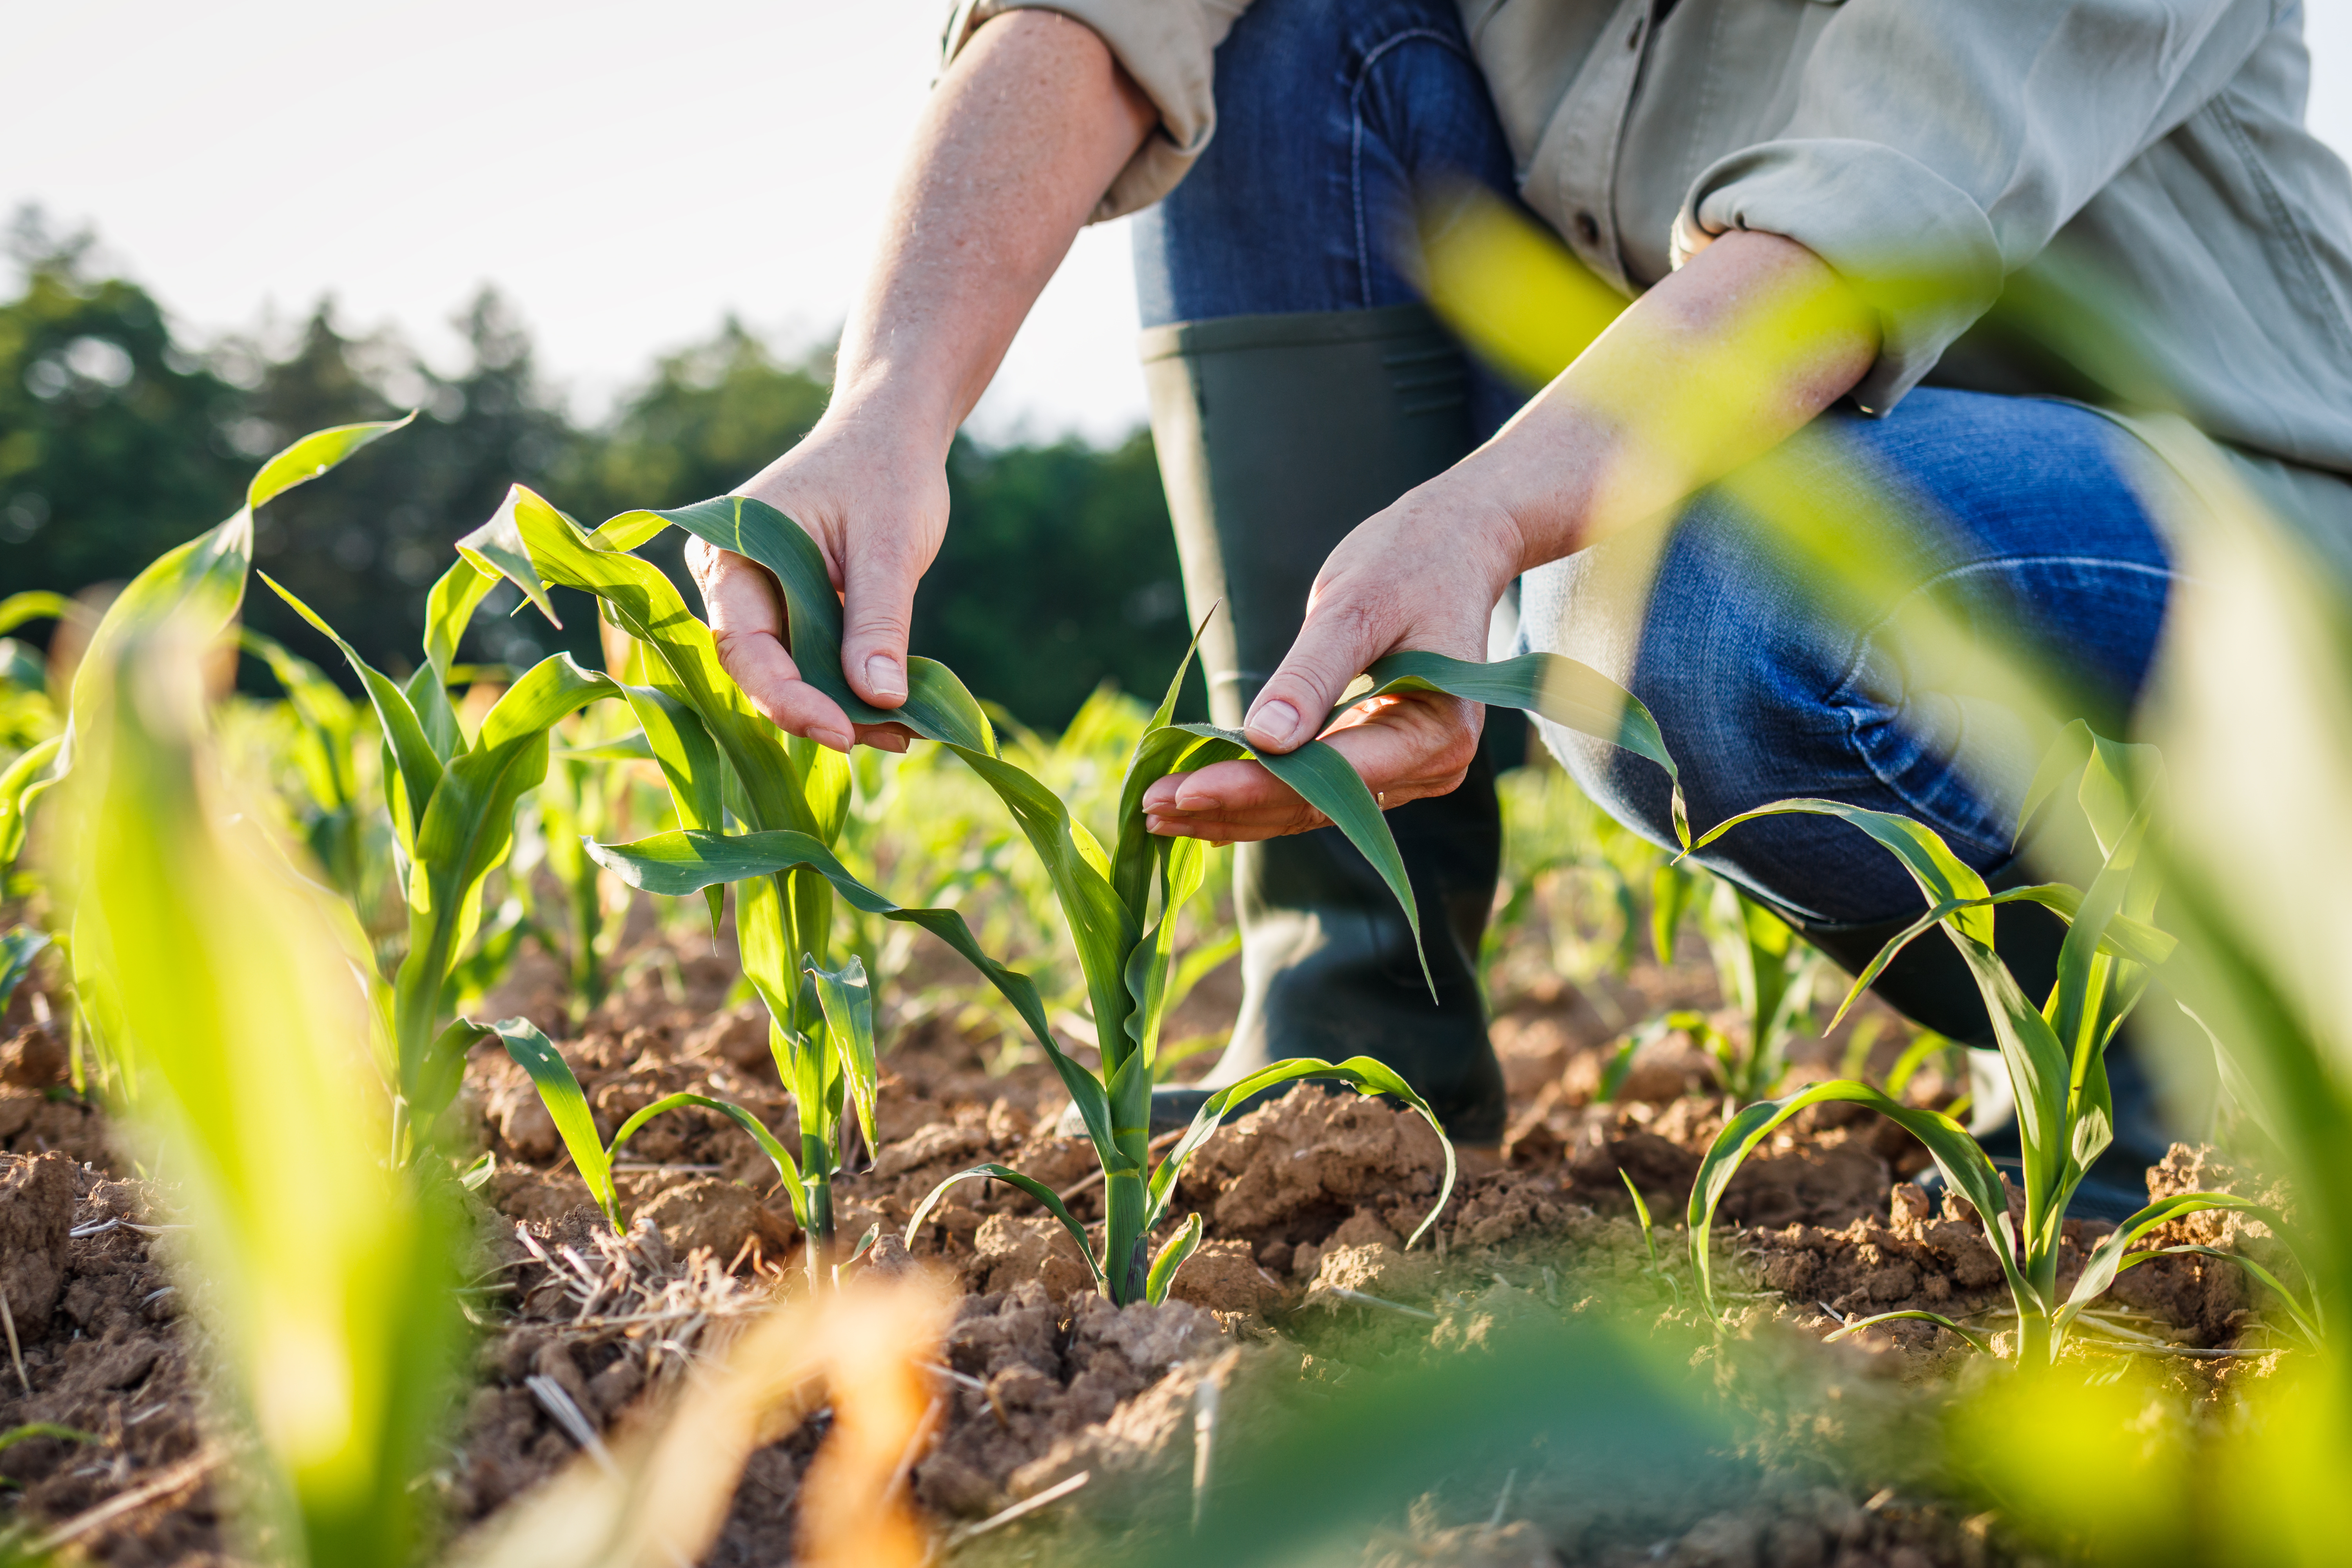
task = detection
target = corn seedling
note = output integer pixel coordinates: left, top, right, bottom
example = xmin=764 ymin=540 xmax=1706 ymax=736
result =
xmin=464 ymin=1014 xmax=797 ymax=1235
xmin=1680 ymin=724 xmax=2298 ymax=1362
xmin=1620 ymin=875 xmax=1825 ymax=1108
xmin=237 ymin=628 xmax=380 ymax=906
xmin=49 ymin=417 xmax=414 ymax=1102
xmin=53 ymin=606 xmax=463 ymax=1568
xmin=455 ymin=487 xmax=1070 ymax=1274
xmin=540 ymin=708 xmax=643 ymax=1020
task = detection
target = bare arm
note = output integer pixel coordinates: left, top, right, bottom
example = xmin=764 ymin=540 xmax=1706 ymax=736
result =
xmin=695 ymin=10 xmax=1155 ymax=751
xmin=1143 ymin=229 xmax=1881 ymax=839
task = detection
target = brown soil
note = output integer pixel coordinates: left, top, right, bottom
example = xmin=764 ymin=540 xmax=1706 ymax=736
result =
xmin=0 ymin=934 xmax=2286 ymax=1567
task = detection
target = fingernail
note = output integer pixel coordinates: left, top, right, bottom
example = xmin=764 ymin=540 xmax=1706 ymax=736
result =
xmin=1245 ymin=698 xmax=1303 ymax=749
xmin=864 ymin=655 xmax=906 ymax=701
xmin=872 ymin=733 xmax=909 ymax=754
xmin=1173 ymin=790 xmax=1221 ymax=815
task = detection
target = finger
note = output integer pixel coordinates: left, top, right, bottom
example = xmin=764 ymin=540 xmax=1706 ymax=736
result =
xmin=850 ymin=721 xmax=917 ymax=754
xmin=1239 ymin=590 xmax=1384 ymax=755
xmin=691 ymin=541 xmax=857 ymax=751
xmin=838 ymin=531 xmax=924 ymax=711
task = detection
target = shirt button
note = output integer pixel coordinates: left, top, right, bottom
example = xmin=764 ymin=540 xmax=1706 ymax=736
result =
xmin=1575 ymin=211 xmax=1601 ymax=245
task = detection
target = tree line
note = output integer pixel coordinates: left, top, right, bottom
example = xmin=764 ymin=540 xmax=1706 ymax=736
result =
xmin=0 ymin=209 xmax=1191 ymax=730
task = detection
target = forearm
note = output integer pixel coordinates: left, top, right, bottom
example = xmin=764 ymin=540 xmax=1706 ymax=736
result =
xmin=824 ymin=9 xmax=1156 ymax=456
xmin=1449 ymin=230 xmax=1880 ymax=579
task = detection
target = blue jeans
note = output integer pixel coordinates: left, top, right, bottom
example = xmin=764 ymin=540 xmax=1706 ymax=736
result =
xmin=1131 ymin=0 xmax=2176 ymax=931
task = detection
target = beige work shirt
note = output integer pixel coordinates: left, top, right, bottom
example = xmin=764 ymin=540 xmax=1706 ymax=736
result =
xmin=945 ymin=0 xmax=2352 ymax=535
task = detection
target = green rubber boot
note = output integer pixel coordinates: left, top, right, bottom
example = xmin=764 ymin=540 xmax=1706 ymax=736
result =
xmin=1123 ymin=304 xmax=1508 ymax=1145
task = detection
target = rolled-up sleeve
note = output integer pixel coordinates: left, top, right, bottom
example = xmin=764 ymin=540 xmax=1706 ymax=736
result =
xmin=1675 ymin=0 xmax=2274 ymax=413
xmin=941 ymin=0 xmax=1247 ymax=220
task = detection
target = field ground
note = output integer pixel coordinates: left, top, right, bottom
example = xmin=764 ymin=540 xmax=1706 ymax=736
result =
xmin=0 ymin=886 xmax=2285 ymax=1568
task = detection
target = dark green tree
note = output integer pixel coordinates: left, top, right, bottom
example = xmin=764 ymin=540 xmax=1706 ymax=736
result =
xmin=0 ymin=209 xmax=248 ymax=613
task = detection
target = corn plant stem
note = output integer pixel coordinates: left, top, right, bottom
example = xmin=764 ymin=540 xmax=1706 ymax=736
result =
xmin=803 ymin=1133 xmax=835 ymax=1289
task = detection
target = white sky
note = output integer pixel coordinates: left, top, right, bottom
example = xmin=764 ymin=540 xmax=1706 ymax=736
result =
xmin=6 ymin=0 xmax=2351 ymax=447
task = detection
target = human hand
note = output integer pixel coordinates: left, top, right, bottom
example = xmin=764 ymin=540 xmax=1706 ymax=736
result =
xmin=688 ymin=419 xmax=947 ymax=754
xmin=1139 ymin=485 xmax=1524 ymax=841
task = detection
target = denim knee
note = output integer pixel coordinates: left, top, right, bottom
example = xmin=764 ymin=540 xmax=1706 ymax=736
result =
xmin=1132 ymin=0 xmax=1516 ymax=326
xmin=1519 ymin=391 xmax=2176 ymax=927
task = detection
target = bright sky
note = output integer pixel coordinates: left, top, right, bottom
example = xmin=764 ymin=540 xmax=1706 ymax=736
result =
xmin=6 ymin=0 xmax=2351 ymax=446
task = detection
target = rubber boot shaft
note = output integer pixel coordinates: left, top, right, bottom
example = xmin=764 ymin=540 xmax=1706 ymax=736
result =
xmin=1136 ymin=304 xmax=1508 ymax=1144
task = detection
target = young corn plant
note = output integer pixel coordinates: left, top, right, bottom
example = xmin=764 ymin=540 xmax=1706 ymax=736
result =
xmin=1681 ymin=723 xmax=2286 ymax=1363
xmin=456 ymin=486 xmax=1075 ymax=1276
xmin=570 ymin=494 xmax=1690 ymax=1304
xmin=539 ymin=707 xmax=641 ymax=1021
xmin=51 ymin=502 xmax=463 ymax=1568
xmin=466 ymin=1013 xmax=801 ymax=1236
xmin=260 ymin=566 xmax=666 ymax=1153
xmin=54 ymin=416 xmax=415 ymax=1103
xmin=1615 ymin=875 xmax=1826 ymax=1107
xmin=236 ymin=627 xmax=383 ymax=909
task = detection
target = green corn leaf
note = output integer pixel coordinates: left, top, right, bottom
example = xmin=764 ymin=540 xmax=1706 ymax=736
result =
xmin=260 ymin=574 xmax=445 ymax=846
xmin=1947 ymin=931 xmax=2074 ymax=1259
xmin=0 ymin=925 xmax=51 ymax=1013
xmin=403 ymin=661 xmax=466 ymax=764
xmin=808 ymin=955 xmax=879 ymax=1155
xmin=246 ymin=413 xmax=415 ymax=512
xmin=1361 ymin=648 xmax=1684 ymax=840
xmin=653 ymin=494 xmax=996 ymax=753
xmin=555 ymin=735 xmax=655 ymax=762
xmin=240 ymin=629 xmax=362 ymax=812
xmin=586 ymin=827 xmax=1117 ymax=1159
xmin=476 ymin=654 xmax=616 ymax=750
xmin=1686 ymin=1079 xmax=2031 ymax=1324
xmin=1112 ymin=726 xmax=1246 ymax=924
xmin=1145 ymin=1211 xmax=1205 ymax=1306
xmin=1172 ymin=721 xmax=1433 ymax=997
xmin=422 ymin=557 xmax=499 ymax=685
xmin=468 ymin=1016 xmax=617 ymax=1227
xmin=0 ymin=735 xmax=64 ymax=867
xmin=1596 ymin=1033 xmax=1643 ymax=1103
xmin=606 ymin=681 xmax=726 ymax=933
xmin=0 ymin=1423 xmax=98 ymax=1454
xmin=608 ymin=1091 xmax=808 ymax=1230
xmin=0 ymin=591 xmax=69 ymax=636
xmin=905 ymin=1163 xmax=1110 ymax=1294
xmin=1685 ymin=799 xmax=1997 ymax=946
xmin=393 ymin=731 xmax=554 ymax=1107
xmin=1824 ymin=1309 xmax=1994 ymax=1354
xmin=458 ymin=487 xmax=824 ymax=843
xmin=1109 ymin=610 xmax=1225 ymax=918
xmin=1147 ymin=1056 xmax=1458 ymax=1249
xmin=1826 ymin=882 xmax=2176 ymax=1035
xmin=455 ymin=487 xmax=563 ymax=628
xmin=591 ymin=508 xmax=671 ymax=554
xmin=2054 ymin=1191 xmax=2295 ymax=1334
xmin=66 ymin=418 xmax=409 ymax=739
xmin=1122 ymin=834 xmax=1210 ymax=1065
xmin=1619 ymin=1168 xmax=1661 ymax=1270
xmin=953 ymin=747 xmax=1141 ymax=1057
xmin=1651 ymin=863 xmax=1698 ymax=965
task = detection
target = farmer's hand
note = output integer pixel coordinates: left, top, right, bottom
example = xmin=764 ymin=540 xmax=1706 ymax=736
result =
xmin=1140 ymin=489 xmax=1523 ymax=841
xmin=688 ymin=419 xmax=941 ymax=755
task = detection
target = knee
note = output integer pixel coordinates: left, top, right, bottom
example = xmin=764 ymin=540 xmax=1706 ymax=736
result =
xmin=1518 ymin=506 xmax=1826 ymax=845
